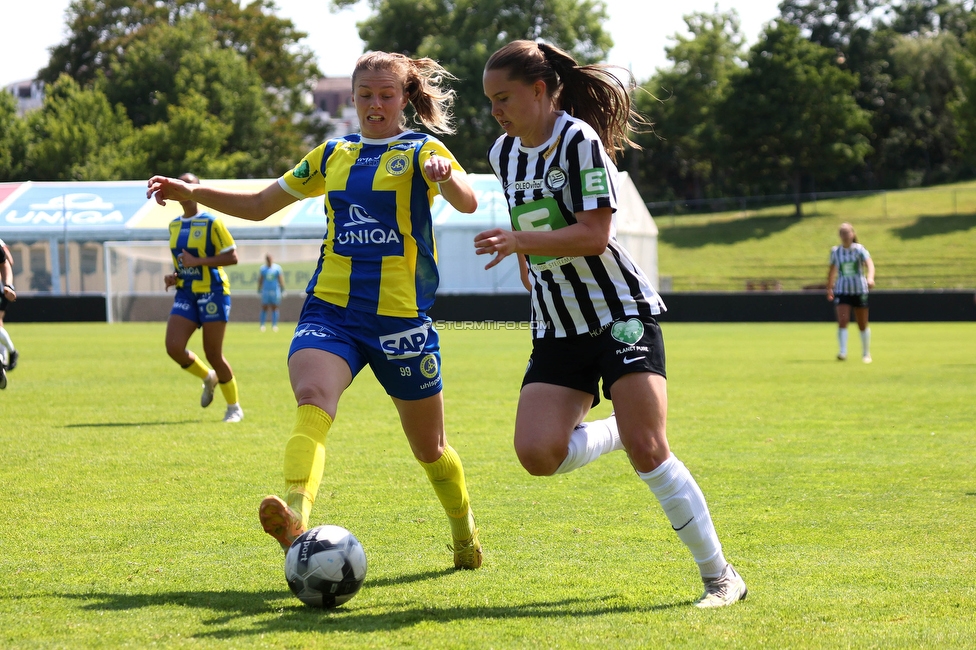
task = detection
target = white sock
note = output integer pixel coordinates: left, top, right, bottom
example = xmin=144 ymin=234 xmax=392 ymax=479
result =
xmin=838 ymin=328 xmax=848 ymax=356
xmin=0 ymin=327 xmax=13 ymax=354
xmin=638 ymin=454 xmax=727 ymax=578
xmin=860 ymin=328 xmax=871 ymax=357
xmin=554 ymin=414 xmax=622 ymax=474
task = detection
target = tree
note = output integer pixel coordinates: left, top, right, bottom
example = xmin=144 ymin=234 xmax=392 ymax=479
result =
xmin=952 ymin=32 xmax=976 ymax=171
xmin=332 ymin=0 xmax=613 ymax=171
xmin=0 ymin=92 xmax=31 ymax=181
xmin=24 ymin=75 xmax=134 ymax=180
xmin=717 ymin=22 xmax=872 ymax=215
xmin=634 ymin=9 xmax=744 ymax=201
xmin=40 ymin=0 xmax=319 ymax=112
xmin=874 ymin=32 xmax=965 ymax=186
xmin=104 ymin=15 xmax=283 ymax=177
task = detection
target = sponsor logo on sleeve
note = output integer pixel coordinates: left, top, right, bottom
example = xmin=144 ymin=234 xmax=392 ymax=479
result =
xmin=293 ymin=160 xmax=310 ymax=178
xmin=581 ymin=168 xmax=609 ymax=196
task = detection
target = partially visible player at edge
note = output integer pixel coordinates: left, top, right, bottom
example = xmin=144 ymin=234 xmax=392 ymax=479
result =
xmin=147 ymin=51 xmax=484 ymax=569
xmin=162 ymin=173 xmax=244 ymax=422
xmin=474 ymin=40 xmax=747 ymax=607
xmin=258 ymin=253 xmax=286 ymax=332
xmin=0 ymin=237 xmax=20 ymax=390
xmin=826 ymin=222 xmax=875 ymax=363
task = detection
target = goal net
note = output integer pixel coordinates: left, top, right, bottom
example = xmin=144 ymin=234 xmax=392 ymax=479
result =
xmin=104 ymin=239 xmax=323 ymax=322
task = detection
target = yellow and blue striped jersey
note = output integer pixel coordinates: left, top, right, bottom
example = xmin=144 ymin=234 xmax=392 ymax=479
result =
xmin=168 ymin=213 xmax=236 ymax=295
xmin=278 ymin=131 xmax=463 ymax=318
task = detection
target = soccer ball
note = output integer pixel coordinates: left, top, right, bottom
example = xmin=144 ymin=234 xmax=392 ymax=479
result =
xmin=284 ymin=525 xmax=367 ymax=608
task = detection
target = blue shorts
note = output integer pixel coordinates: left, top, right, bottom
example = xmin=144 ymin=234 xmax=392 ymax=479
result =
xmin=171 ymin=288 xmax=231 ymax=326
xmin=289 ymin=295 xmax=442 ymax=401
xmin=262 ymin=290 xmax=282 ymax=307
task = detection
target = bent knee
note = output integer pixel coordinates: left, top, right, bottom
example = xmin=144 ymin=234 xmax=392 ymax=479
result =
xmin=514 ymin=440 xmax=564 ymax=477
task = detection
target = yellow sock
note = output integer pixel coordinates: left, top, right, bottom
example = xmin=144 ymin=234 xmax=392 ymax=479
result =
xmin=182 ymin=354 xmax=211 ymax=380
xmin=219 ymin=376 xmax=239 ymax=405
xmin=284 ymin=404 xmax=332 ymax=528
xmin=419 ymin=445 xmax=474 ymax=540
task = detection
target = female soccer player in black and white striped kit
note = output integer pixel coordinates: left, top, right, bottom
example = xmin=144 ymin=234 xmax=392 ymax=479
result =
xmin=826 ymin=222 xmax=875 ymax=363
xmin=474 ymin=40 xmax=746 ymax=608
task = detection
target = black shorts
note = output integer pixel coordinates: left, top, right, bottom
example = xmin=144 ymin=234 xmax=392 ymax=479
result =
xmin=834 ymin=293 xmax=868 ymax=308
xmin=522 ymin=316 xmax=667 ymax=407
xmin=0 ymin=293 xmax=9 ymax=312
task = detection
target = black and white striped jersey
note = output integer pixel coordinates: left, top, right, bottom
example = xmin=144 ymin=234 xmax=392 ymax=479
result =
xmin=829 ymin=243 xmax=871 ymax=295
xmin=487 ymin=112 xmax=665 ymax=339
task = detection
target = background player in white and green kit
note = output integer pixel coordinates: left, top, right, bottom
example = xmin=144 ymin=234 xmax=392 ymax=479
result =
xmin=258 ymin=253 xmax=285 ymax=331
xmin=826 ymin=222 xmax=875 ymax=362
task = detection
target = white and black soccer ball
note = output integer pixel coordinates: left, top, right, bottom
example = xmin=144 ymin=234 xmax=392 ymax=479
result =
xmin=284 ymin=525 xmax=367 ymax=608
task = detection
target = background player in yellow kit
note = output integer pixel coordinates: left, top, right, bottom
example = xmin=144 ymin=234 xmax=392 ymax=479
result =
xmin=147 ymin=52 xmax=483 ymax=569
xmin=163 ymin=173 xmax=244 ymax=423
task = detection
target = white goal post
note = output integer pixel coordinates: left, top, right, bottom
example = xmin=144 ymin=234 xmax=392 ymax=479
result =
xmin=103 ymin=239 xmax=323 ymax=322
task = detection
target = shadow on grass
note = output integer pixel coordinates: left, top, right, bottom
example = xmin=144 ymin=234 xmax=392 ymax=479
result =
xmin=658 ymin=213 xmax=801 ymax=248
xmin=890 ymin=213 xmax=976 ymax=240
xmin=63 ymin=576 xmax=690 ymax=637
xmin=62 ymin=420 xmax=201 ymax=428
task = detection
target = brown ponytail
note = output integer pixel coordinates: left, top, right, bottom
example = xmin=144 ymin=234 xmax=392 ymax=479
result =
xmin=486 ymin=40 xmax=647 ymax=161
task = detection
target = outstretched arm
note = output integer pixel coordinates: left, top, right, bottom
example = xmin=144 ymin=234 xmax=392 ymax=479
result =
xmin=424 ymin=155 xmax=477 ymax=214
xmin=147 ymin=176 xmax=297 ymax=222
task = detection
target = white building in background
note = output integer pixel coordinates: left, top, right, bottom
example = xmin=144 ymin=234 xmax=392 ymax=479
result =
xmin=3 ymin=79 xmax=44 ymax=114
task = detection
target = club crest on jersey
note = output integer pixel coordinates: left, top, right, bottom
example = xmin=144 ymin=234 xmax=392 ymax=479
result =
xmin=379 ymin=326 xmax=429 ymax=359
xmin=193 ymin=229 xmax=203 ymax=238
xmin=385 ymin=153 xmax=410 ymax=176
xmin=545 ymin=166 xmax=568 ymax=191
xmin=293 ymin=160 xmax=311 ymax=178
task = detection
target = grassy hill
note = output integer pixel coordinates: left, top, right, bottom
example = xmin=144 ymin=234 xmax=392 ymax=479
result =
xmin=655 ymin=180 xmax=976 ymax=291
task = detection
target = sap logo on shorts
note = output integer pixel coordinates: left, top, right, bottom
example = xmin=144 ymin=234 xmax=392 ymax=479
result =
xmin=379 ymin=326 xmax=429 ymax=359
xmin=293 ymin=324 xmax=337 ymax=339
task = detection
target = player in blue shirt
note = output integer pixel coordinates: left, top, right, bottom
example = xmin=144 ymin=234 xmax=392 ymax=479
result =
xmin=164 ymin=173 xmax=244 ymax=422
xmin=258 ymin=254 xmax=285 ymax=332
xmin=147 ymin=52 xmax=482 ymax=570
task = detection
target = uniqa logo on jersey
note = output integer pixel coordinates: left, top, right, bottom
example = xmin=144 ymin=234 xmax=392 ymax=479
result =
xmin=334 ymin=203 xmax=402 ymax=252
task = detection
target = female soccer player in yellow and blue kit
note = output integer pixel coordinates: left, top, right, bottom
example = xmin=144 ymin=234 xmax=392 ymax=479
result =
xmin=163 ymin=173 xmax=244 ymax=423
xmin=148 ymin=52 xmax=483 ymax=569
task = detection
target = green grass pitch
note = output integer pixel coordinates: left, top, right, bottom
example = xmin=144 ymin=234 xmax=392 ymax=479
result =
xmin=0 ymin=321 xmax=973 ymax=648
